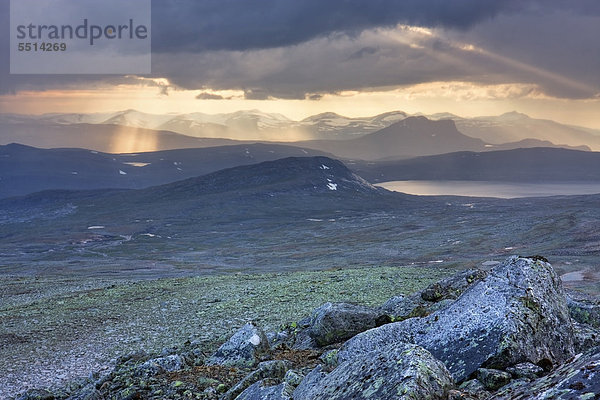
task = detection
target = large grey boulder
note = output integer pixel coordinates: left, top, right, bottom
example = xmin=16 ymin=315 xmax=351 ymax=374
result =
xmin=380 ymin=268 xmax=486 ymax=321
xmin=420 ymin=268 xmax=487 ymax=302
xmin=340 ymin=257 xmax=575 ymax=382
xmin=476 ymin=368 xmax=511 ymax=391
xmin=293 ymin=343 xmax=454 ymax=400
xmin=207 ymin=323 xmax=270 ymax=368
xmin=294 ymin=302 xmax=388 ymax=348
xmin=505 ymin=362 xmax=545 ymax=381
xmin=493 ymin=350 xmax=600 ymax=399
xmin=380 ymin=294 xmax=452 ymax=321
xmin=134 ymin=354 xmax=185 ymax=377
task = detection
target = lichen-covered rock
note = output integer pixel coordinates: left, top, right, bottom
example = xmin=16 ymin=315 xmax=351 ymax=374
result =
xmin=340 ymin=257 xmax=575 ymax=382
xmin=380 ymin=268 xmax=486 ymax=321
xmin=135 ymin=354 xmax=185 ymax=377
xmin=420 ymin=268 xmax=487 ymax=302
xmin=16 ymin=389 xmax=55 ymax=400
xmin=493 ymin=350 xmax=600 ymax=399
xmin=380 ymin=294 xmax=438 ymax=320
xmin=234 ymin=380 xmax=293 ymax=400
xmin=207 ymin=323 xmax=270 ymax=368
xmin=566 ymin=289 xmax=600 ymax=328
xmin=293 ymin=343 xmax=454 ymax=400
xmin=476 ymin=368 xmax=512 ymax=391
xmin=295 ymin=302 xmax=388 ymax=348
xmin=319 ymin=349 xmax=339 ymax=370
xmin=65 ymin=384 xmax=103 ymax=400
xmin=458 ymin=379 xmax=491 ymax=399
xmin=222 ymin=360 xmax=292 ymax=400
xmin=283 ymin=369 xmax=304 ymax=387
xmin=266 ymin=331 xmax=289 ymax=347
xmin=572 ymin=321 xmax=600 ymax=354
xmin=291 ymin=365 xmax=326 ymax=395
xmin=506 ymin=362 xmax=545 ymax=380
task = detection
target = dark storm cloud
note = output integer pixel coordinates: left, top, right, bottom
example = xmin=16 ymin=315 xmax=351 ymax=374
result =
xmin=1 ymin=0 xmax=599 ymax=99
xmin=150 ymin=0 xmax=521 ymax=53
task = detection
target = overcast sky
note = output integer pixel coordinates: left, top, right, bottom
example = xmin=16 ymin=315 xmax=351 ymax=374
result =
xmin=1 ymin=0 xmax=599 ymax=127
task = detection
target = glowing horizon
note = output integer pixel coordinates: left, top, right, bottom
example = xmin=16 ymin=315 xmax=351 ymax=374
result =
xmin=1 ymin=83 xmax=600 ymax=131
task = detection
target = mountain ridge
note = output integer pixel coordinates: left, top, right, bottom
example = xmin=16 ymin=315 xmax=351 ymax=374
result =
xmin=350 ymin=147 xmax=600 ymax=183
xmin=4 ymin=109 xmax=598 ymax=149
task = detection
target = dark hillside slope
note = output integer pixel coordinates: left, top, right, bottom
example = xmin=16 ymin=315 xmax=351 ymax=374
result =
xmin=349 ymin=147 xmax=600 ymax=183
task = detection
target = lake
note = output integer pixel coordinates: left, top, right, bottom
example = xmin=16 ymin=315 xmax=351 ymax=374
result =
xmin=376 ymin=180 xmax=600 ymax=198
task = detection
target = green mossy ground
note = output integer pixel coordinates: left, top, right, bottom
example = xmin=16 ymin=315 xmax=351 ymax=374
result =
xmin=0 ymin=264 xmax=458 ymax=398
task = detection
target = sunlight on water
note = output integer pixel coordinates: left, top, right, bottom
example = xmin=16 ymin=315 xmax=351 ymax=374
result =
xmin=376 ymin=180 xmax=600 ymax=198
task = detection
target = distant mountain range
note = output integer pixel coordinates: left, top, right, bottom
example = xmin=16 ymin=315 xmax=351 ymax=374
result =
xmin=2 ymin=109 xmax=598 ymax=152
xmin=0 ymin=112 xmax=592 ymax=161
xmin=2 ymin=143 xmax=599 ymax=199
xmin=440 ymin=111 xmax=600 ymax=149
xmin=296 ymin=116 xmax=589 ymax=160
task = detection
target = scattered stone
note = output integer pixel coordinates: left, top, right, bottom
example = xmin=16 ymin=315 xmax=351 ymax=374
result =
xmin=380 ymin=268 xmax=485 ymax=321
xmin=506 ymin=362 xmax=545 ymax=380
xmin=572 ymin=321 xmax=600 ymax=353
xmin=566 ymin=289 xmax=600 ymax=328
xmin=380 ymin=295 xmax=404 ymax=310
xmin=15 ymin=257 xmax=593 ymax=400
xmin=234 ymin=380 xmax=293 ymax=400
xmin=493 ymin=350 xmax=600 ymax=399
xmin=116 ymin=350 xmax=149 ymax=365
xmin=293 ymin=343 xmax=454 ymax=400
xmin=216 ymin=383 xmax=228 ymax=393
xmin=16 ymin=389 xmax=55 ymax=400
xmin=291 ymin=365 xmax=326 ymax=395
xmin=319 ymin=349 xmax=339 ymax=370
xmin=477 ymin=368 xmax=512 ymax=391
xmin=295 ymin=302 xmax=388 ymax=348
xmin=340 ymin=257 xmax=575 ymax=382
xmin=221 ymin=360 xmax=292 ymax=400
xmin=66 ymin=384 xmax=103 ymax=400
xmin=135 ymin=354 xmax=185 ymax=377
xmin=207 ymin=323 xmax=270 ymax=368
xmin=421 ymin=268 xmax=487 ymax=302
xmin=380 ymin=294 xmax=456 ymax=321
xmin=481 ymin=261 xmax=501 ymax=267
xmin=266 ymin=331 xmax=289 ymax=347
xmin=283 ymin=369 xmax=304 ymax=387
xmin=380 ymin=294 xmax=430 ymax=320
xmin=459 ymin=379 xmax=491 ymax=399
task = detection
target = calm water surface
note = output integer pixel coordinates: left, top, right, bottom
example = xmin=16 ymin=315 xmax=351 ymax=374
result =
xmin=376 ymin=180 xmax=600 ymax=198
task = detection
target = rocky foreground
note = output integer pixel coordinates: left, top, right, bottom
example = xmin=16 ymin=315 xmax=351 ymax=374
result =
xmin=16 ymin=256 xmax=600 ymax=400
